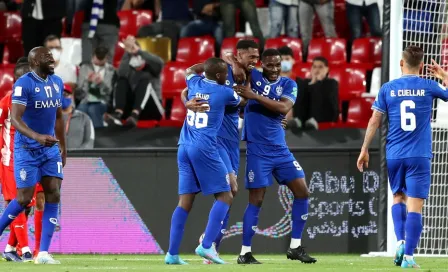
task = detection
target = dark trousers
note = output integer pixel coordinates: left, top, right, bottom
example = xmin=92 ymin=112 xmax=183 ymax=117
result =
xmin=346 ymin=2 xmax=382 ymax=41
xmin=22 ymin=17 xmax=63 ymax=56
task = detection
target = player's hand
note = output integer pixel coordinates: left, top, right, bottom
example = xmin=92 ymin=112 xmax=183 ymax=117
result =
xmin=234 ymin=82 xmax=256 ymax=100
xmin=233 ymin=64 xmax=247 ymax=84
xmin=35 ymin=134 xmax=59 ymax=147
xmin=60 ymin=148 xmax=67 ymax=167
xmin=428 ymin=59 xmax=448 ymax=81
xmin=229 ymin=174 xmax=238 ymax=197
xmin=281 ymin=118 xmax=288 ymax=130
xmin=185 ymin=97 xmax=209 ymax=112
xmin=357 ymin=149 xmax=369 ymax=172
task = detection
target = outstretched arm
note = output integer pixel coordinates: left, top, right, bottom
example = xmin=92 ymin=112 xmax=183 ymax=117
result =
xmin=428 ymin=59 xmax=448 ymax=85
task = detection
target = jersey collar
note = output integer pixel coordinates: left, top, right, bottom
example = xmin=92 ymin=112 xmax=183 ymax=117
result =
xmin=401 ymin=74 xmax=419 ymax=78
xmin=262 ymin=76 xmax=281 ymax=85
xmin=203 ymin=78 xmax=218 ymax=85
xmin=31 ymin=71 xmax=49 ymax=83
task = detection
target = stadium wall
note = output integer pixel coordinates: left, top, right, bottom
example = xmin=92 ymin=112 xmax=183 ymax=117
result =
xmin=0 ymin=148 xmax=381 ymax=254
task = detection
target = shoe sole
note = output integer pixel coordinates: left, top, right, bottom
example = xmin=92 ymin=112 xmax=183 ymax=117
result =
xmin=196 ymin=250 xmax=225 ymax=264
xmin=287 ymin=255 xmax=317 ymax=264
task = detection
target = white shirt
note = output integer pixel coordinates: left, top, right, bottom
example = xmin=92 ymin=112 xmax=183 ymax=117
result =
xmin=55 ymin=61 xmax=77 ymax=84
xmin=345 ymin=0 xmax=378 ymax=6
xmin=32 ymin=0 xmax=44 ymax=20
xmin=276 ymin=0 xmax=299 ymax=5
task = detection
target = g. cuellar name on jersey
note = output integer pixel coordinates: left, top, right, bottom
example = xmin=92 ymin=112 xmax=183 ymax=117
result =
xmin=391 ymin=89 xmax=425 ymax=97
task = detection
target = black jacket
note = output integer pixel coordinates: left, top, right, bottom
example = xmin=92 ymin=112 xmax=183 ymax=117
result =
xmin=21 ymin=0 xmax=66 ymax=19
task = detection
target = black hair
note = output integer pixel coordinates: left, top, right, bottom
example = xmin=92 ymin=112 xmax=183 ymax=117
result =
xmin=16 ymin=57 xmax=29 ymax=65
xmin=204 ymin=57 xmax=227 ymax=77
xmin=43 ymin=34 xmax=60 ymax=46
xmin=312 ymin=56 xmax=329 ymax=67
xmin=403 ymin=45 xmax=424 ymax=68
xmin=236 ymin=39 xmax=259 ymax=50
xmin=278 ymin=46 xmax=294 ymax=57
xmin=94 ymin=46 xmax=109 ymax=60
xmin=262 ymin=48 xmax=281 ymax=59
xmin=14 ymin=57 xmax=29 ymax=75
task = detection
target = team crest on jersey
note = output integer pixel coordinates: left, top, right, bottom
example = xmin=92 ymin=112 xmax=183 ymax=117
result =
xmin=19 ymin=168 xmax=26 ymax=181
xmin=35 ymin=87 xmax=40 ymax=93
xmin=53 ymin=84 xmax=59 ymax=93
xmin=248 ymin=170 xmax=254 ymax=182
xmin=256 ymin=81 xmax=262 ymax=86
xmin=225 ymin=80 xmax=230 ymax=85
xmin=276 ymin=86 xmax=283 ymax=96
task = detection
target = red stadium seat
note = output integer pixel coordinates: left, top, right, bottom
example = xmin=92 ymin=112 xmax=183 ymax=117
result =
xmin=0 ymin=12 xmax=22 ymax=42
xmin=0 ymin=66 xmax=14 ymax=98
xmin=136 ymin=120 xmax=158 ymax=128
xmin=161 ymin=62 xmax=190 ymax=98
xmin=118 ymin=10 xmax=152 ymax=38
xmin=177 ymin=37 xmax=215 ymax=64
xmin=220 ymin=37 xmax=260 ymax=57
xmin=265 ymin=37 xmax=302 ymax=61
xmin=113 ymin=41 xmax=126 ymax=68
xmin=159 ymin=96 xmax=186 ymax=127
xmin=307 ymin=38 xmax=347 ymax=65
xmin=292 ymin=64 xmax=311 ymax=79
xmin=2 ymin=40 xmax=24 ymax=65
xmin=71 ymin=11 xmax=85 ymax=38
xmin=329 ymin=67 xmax=366 ymax=101
xmin=350 ymin=38 xmax=382 ymax=69
xmin=346 ymin=97 xmax=375 ymax=128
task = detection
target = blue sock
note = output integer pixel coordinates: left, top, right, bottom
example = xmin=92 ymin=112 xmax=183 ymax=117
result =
xmin=392 ymin=203 xmax=407 ymax=241
xmin=168 ymin=207 xmax=189 ymax=255
xmin=214 ymin=210 xmax=230 ymax=250
xmin=291 ymin=198 xmax=308 ymax=240
xmin=242 ymin=203 xmax=261 ymax=247
xmin=40 ymin=203 xmax=59 ymax=252
xmin=0 ymin=199 xmax=24 ymax=235
xmin=202 ymin=200 xmax=230 ymax=249
xmin=404 ymin=212 xmax=422 ymax=256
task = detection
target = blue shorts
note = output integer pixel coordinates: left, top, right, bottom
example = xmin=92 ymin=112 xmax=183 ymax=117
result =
xmin=178 ymin=144 xmax=230 ymax=196
xmin=14 ymin=145 xmax=63 ymax=189
xmin=387 ymin=157 xmax=431 ymax=199
xmin=217 ymin=136 xmax=239 ymax=175
xmin=245 ymin=142 xmax=305 ymax=189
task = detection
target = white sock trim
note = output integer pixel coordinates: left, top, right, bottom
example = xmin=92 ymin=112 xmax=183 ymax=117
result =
xmin=290 ymin=238 xmax=301 ymax=248
xmin=21 ymin=246 xmax=31 ymax=254
xmin=404 ymin=254 xmax=414 ymax=261
xmin=396 ymin=240 xmax=405 ymax=246
xmin=5 ymin=244 xmax=15 ymax=252
xmin=240 ymin=246 xmax=251 ymax=255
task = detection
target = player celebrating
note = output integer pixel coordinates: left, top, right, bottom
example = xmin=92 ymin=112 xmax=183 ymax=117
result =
xmin=357 ymin=46 xmax=448 ymax=269
xmin=165 ymin=58 xmax=241 ymax=265
xmin=0 ymin=46 xmax=66 ymax=265
xmin=230 ymin=49 xmax=316 ymax=264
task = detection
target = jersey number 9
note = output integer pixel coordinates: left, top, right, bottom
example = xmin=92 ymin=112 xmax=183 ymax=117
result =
xmin=187 ymin=109 xmax=208 ymax=129
xmin=400 ymin=100 xmax=416 ymax=131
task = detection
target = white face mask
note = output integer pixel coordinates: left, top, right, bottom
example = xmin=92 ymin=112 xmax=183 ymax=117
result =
xmin=50 ymin=49 xmax=61 ymax=62
xmin=129 ymin=55 xmax=145 ymax=68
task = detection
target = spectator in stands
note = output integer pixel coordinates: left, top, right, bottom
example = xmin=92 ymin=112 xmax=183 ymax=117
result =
xmin=269 ymin=0 xmax=299 ymax=38
xmin=298 ymin=0 xmax=337 ymax=58
xmin=62 ymin=84 xmax=95 ymax=149
xmin=279 ymin=46 xmax=296 ymax=79
xmin=76 ymin=46 xmax=116 ymax=128
xmin=137 ymin=0 xmax=192 ymax=60
xmin=43 ymin=35 xmax=77 ymax=89
xmin=105 ymin=36 xmax=164 ymax=127
xmin=345 ymin=0 xmax=382 ymax=41
xmin=220 ymin=0 xmax=265 ymax=49
xmin=287 ymin=56 xmax=339 ymax=130
xmin=21 ymin=0 xmax=66 ymax=56
xmin=0 ymin=0 xmax=19 ymax=11
xmin=120 ymin=0 xmax=159 ymax=15
xmin=82 ymin=0 xmax=120 ymax=64
xmin=180 ymin=0 xmax=222 ymax=54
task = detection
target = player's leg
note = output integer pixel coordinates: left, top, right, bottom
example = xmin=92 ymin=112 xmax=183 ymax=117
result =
xmin=401 ymin=158 xmax=431 ymax=269
xmin=386 ymin=159 xmax=407 ymax=266
xmin=2 ymin=199 xmax=21 ymax=262
xmin=274 ymin=156 xmax=316 ymax=264
xmin=34 ymin=184 xmax=45 ymax=259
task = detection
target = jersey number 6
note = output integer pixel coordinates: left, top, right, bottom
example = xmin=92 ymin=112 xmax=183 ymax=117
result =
xmin=187 ymin=109 xmax=208 ymax=129
xmin=400 ymin=100 xmax=416 ymax=131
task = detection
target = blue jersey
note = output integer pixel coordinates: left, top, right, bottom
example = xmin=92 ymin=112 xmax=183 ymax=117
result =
xmin=242 ymin=69 xmax=298 ymax=146
xmin=12 ymin=72 xmax=63 ymax=149
xmin=372 ymin=75 xmax=448 ymax=159
xmin=178 ymin=74 xmax=241 ymax=151
xmin=218 ymin=65 xmax=240 ymax=142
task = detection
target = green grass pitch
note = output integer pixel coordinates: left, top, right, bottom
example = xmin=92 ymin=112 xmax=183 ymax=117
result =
xmin=1 ymin=254 xmax=448 ymax=271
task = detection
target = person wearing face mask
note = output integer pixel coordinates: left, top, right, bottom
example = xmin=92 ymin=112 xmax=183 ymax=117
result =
xmin=43 ymin=35 xmax=78 ymax=89
xmin=287 ymin=56 xmax=339 ymax=130
xmin=105 ymin=35 xmax=164 ymax=127
xmin=278 ymin=46 xmax=296 ymax=79
xmin=76 ymin=46 xmax=116 ymax=128
xmin=61 ymin=84 xmax=95 ymax=149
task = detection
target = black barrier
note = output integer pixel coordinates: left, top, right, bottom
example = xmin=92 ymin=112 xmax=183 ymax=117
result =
xmin=70 ymin=147 xmax=380 ymax=254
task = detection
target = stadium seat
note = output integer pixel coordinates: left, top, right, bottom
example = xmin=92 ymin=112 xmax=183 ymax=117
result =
xmin=350 ymin=38 xmax=382 ymax=69
xmin=346 ymin=97 xmax=375 ymax=128
xmin=136 ymin=37 xmax=172 ymax=62
xmin=159 ymin=96 xmax=186 ymax=127
xmin=265 ymin=37 xmax=303 ymax=61
xmin=71 ymin=11 xmax=85 ymax=38
xmin=307 ymin=38 xmax=347 ymax=65
xmin=329 ymin=67 xmax=367 ymax=101
xmin=292 ymin=64 xmax=311 ymax=79
xmin=60 ymin=38 xmax=82 ymax=66
xmin=369 ymin=67 xmax=381 ymax=96
xmin=113 ymin=41 xmax=126 ymax=68
xmin=177 ymin=37 xmax=215 ymax=64
xmin=0 ymin=66 xmax=14 ymax=98
xmin=161 ymin=62 xmax=190 ymax=98
xmin=136 ymin=120 xmax=159 ymax=128
xmin=220 ymin=37 xmax=260 ymax=57
xmin=118 ymin=10 xmax=153 ymax=38
xmin=0 ymin=12 xmax=22 ymax=42
xmin=2 ymin=40 xmax=24 ymax=65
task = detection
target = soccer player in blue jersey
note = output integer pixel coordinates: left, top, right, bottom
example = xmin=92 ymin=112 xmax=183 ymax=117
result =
xmin=165 ymin=57 xmax=241 ymax=265
xmin=231 ymin=49 xmax=316 ymax=264
xmin=357 ymin=45 xmax=448 ymax=269
xmin=0 ymin=47 xmax=66 ymax=264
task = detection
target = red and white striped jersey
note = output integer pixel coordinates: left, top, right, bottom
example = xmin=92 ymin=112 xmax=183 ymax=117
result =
xmin=0 ymin=91 xmax=14 ymax=170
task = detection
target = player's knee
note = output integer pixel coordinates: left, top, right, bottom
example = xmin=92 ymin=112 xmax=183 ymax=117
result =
xmin=216 ymin=191 xmax=233 ymax=205
xmin=44 ymin=189 xmax=60 ymax=203
xmin=16 ymin=194 xmax=33 ymax=208
xmin=249 ymin=189 xmax=265 ymax=207
xmin=393 ymin=192 xmax=406 ymax=204
xmin=36 ymin=192 xmax=45 ymax=211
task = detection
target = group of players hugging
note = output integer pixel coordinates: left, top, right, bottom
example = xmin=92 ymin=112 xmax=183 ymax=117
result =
xmin=167 ymin=39 xmax=448 ymax=270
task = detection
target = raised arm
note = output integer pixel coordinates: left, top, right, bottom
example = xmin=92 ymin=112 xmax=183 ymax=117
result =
xmin=428 ymin=59 xmax=448 ymax=86
xmin=222 ymin=52 xmax=246 ymax=84
xmin=55 ymin=107 xmax=67 ymax=166
xmin=186 ymin=63 xmax=205 ymax=77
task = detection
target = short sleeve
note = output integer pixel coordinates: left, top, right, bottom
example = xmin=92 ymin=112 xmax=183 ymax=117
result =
xmin=186 ymin=74 xmax=202 ymax=89
xmin=11 ymin=78 xmax=30 ymax=107
xmin=226 ymin=87 xmax=241 ymax=107
xmin=372 ymin=84 xmax=387 ymax=114
xmin=58 ymin=79 xmax=64 ymax=107
xmin=281 ymin=80 xmax=298 ymax=104
xmin=430 ymin=80 xmax=448 ymax=102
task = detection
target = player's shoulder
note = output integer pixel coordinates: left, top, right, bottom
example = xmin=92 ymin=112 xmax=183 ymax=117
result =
xmin=279 ymin=76 xmax=296 ymax=86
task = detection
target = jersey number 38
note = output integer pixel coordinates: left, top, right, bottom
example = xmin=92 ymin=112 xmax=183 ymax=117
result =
xmin=400 ymin=100 xmax=416 ymax=131
xmin=187 ymin=109 xmax=208 ymax=129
